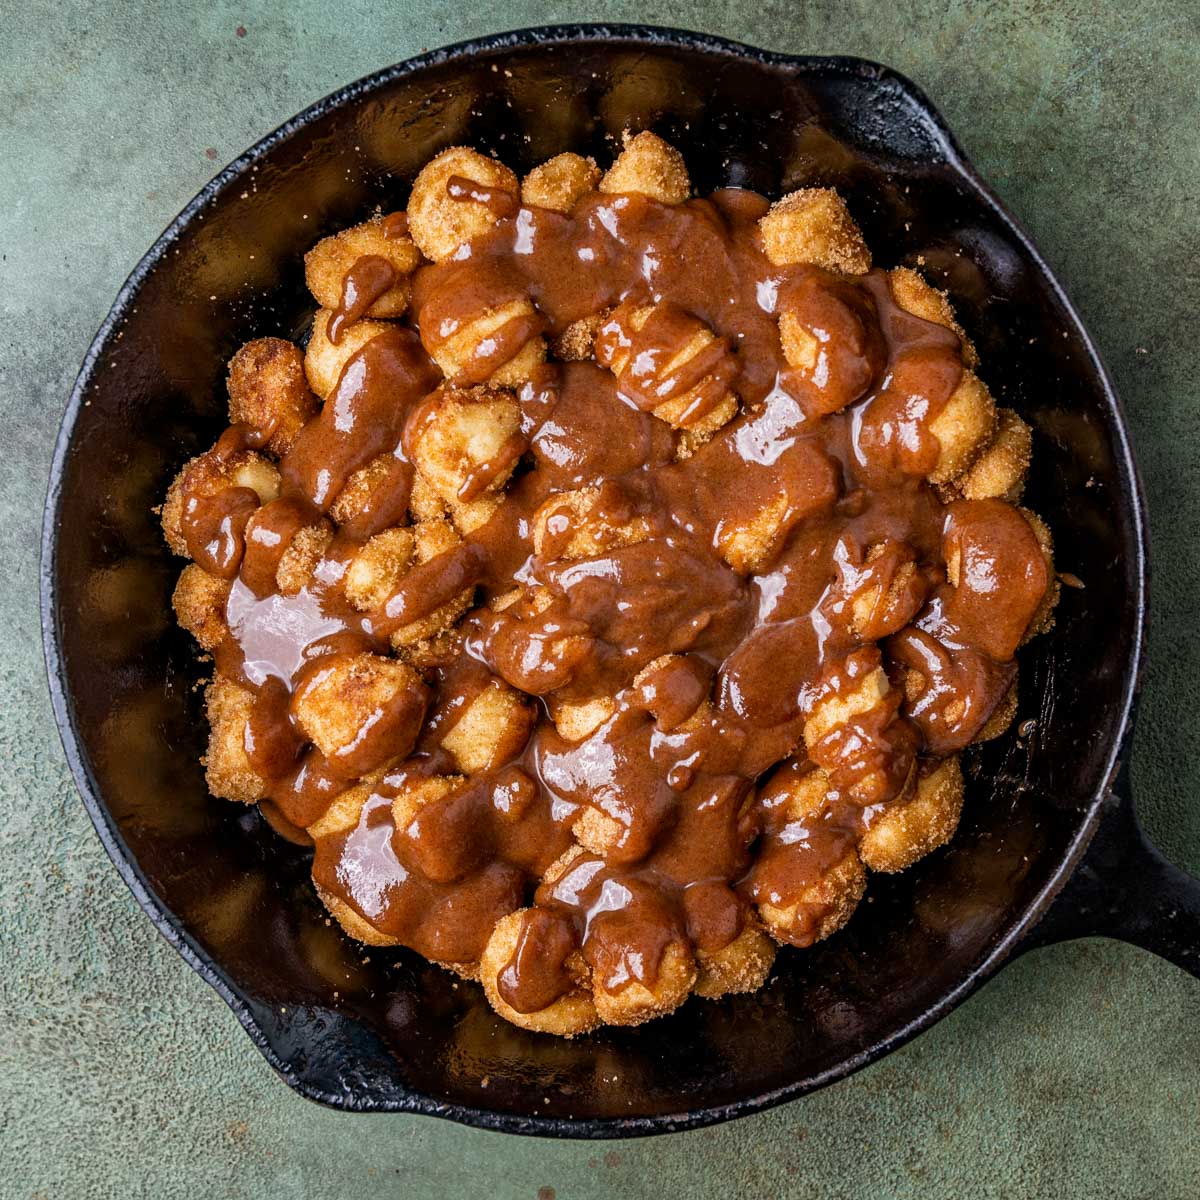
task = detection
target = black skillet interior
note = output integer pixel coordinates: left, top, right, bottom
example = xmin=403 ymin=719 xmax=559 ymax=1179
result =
xmin=44 ymin=27 xmax=1145 ymax=1135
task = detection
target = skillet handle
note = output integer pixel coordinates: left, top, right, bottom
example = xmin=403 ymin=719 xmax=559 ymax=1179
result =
xmin=1023 ymin=790 xmax=1200 ymax=978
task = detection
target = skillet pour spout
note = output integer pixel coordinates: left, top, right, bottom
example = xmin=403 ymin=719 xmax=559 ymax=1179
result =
xmin=41 ymin=24 xmax=1200 ymax=1137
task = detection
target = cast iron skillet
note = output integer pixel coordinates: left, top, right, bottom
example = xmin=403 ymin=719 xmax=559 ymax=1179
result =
xmin=41 ymin=25 xmax=1200 ymax=1137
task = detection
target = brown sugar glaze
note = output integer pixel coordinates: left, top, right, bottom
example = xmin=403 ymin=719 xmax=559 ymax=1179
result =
xmin=184 ymin=185 xmax=1050 ymax=1013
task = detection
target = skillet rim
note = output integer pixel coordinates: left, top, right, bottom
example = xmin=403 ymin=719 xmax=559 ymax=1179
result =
xmin=39 ymin=22 xmax=1149 ymax=1138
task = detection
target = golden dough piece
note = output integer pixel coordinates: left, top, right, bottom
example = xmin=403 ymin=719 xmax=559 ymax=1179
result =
xmin=576 ymin=672 xmax=715 ymax=859
xmin=395 ymin=627 xmax=465 ymax=673
xmin=599 ymin=131 xmax=690 ymax=204
xmin=774 ymin=275 xmax=880 ymax=417
xmin=766 ymin=761 xmax=831 ymax=822
xmin=592 ymin=937 xmax=697 ymax=1027
xmin=521 ymin=152 xmax=600 ymax=213
xmin=974 ymin=676 xmax=1019 ymax=743
xmin=489 ymin=585 xmax=526 ymax=614
xmin=304 ymin=214 xmax=421 ymax=317
xmin=328 ymin=453 xmax=394 ymax=527
xmin=440 ymin=679 xmax=535 ymax=774
xmin=479 ymin=584 xmax=596 ymax=699
xmin=953 ymin=408 xmax=1033 ymax=501
xmin=758 ymin=188 xmax=871 ymax=273
xmin=572 ymin=807 xmax=624 ymax=858
xmin=531 ymin=487 xmax=652 ymax=561
xmin=550 ymin=311 xmax=608 ymax=361
xmin=317 ymin=887 xmax=401 ymax=948
xmin=715 ymin=493 xmax=792 ymax=576
xmin=307 ymin=773 xmax=383 ymax=839
xmin=516 ymin=845 xmax=696 ymax=1026
xmin=899 ymin=659 xmax=1002 ymax=753
xmin=344 ymin=526 xmax=416 ymax=610
xmin=393 ymin=518 xmax=474 ymax=649
xmin=172 ymin=564 xmax=231 ymax=651
xmin=804 ymin=660 xmax=911 ymax=805
xmin=759 ymin=848 xmax=867 ymax=948
xmin=161 ymin=449 xmax=280 ymax=558
xmin=751 ymin=764 xmax=867 ymax=947
xmin=407 ymin=385 xmax=523 ymax=506
xmin=888 ymin=267 xmax=978 ymax=368
xmin=407 ymin=146 xmax=519 ymax=262
xmin=675 ymin=424 xmax=723 ymax=461
xmin=447 ymin=494 xmax=502 ymax=537
xmin=204 ymin=676 xmax=266 ymax=803
xmin=479 ymin=909 xmax=600 ymax=1036
xmin=484 ymin=332 xmax=546 ymax=389
xmin=632 ymin=653 xmax=710 ymax=729
xmin=549 ymin=696 xmax=616 ymax=742
xmin=1020 ymin=508 xmax=1059 ymax=643
xmin=226 ymin=337 xmax=319 ymax=455
xmin=389 ymin=770 xmax=463 ymax=834
xmin=291 ymin=652 xmax=427 ymax=768
xmin=600 ymin=303 xmax=739 ymax=436
xmin=316 ymin=788 xmax=491 ymax=975
xmin=692 ymin=921 xmax=776 ymax=999
xmin=860 ymin=757 xmax=965 ymax=873
xmin=343 ymin=518 xmax=474 ymax=649
xmin=427 ymin=298 xmax=547 ymax=389
xmin=409 ymin=471 xmax=448 ymax=521
xmin=437 ymin=959 xmax=481 ymax=982
xmin=328 ymin=454 xmax=446 ymax=528
xmin=778 ymin=310 xmax=822 ymax=372
xmin=275 ymin=522 xmax=333 ymax=595
xmin=652 ymin=389 xmax=735 ymax=441
xmin=539 ymin=842 xmax=585 ymax=889
xmin=777 ymin=296 xmax=874 ymax=416
xmin=928 ymin=371 xmax=997 ymax=485
xmin=803 ymin=660 xmax=890 ymax=750
xmin=308 ymin=776 xmax=403 ymax=944
xmin=848 ymin=542 xmax=922 ymax=640
xmin=324 ymin=880 xmax=478 ymax=986
xmin=940 ymin=506 xmax=1055 ymax=639
xmin=304 ymin=309 xmax=393 ymax=401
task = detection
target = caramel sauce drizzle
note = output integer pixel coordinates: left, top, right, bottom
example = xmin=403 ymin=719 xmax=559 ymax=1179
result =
xmin=181 ymin=186 xmax=1050 ymax=1009
xmin=328 ymin=255 xmax=398 ymax=344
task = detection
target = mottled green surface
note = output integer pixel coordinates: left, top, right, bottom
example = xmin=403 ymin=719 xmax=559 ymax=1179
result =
xmin=2 ymin=1 xmax=1198 ymax=1196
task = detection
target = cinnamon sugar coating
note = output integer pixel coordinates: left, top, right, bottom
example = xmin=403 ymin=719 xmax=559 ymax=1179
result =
xmin=162 ymin=133 xmax=1056 ymax=1035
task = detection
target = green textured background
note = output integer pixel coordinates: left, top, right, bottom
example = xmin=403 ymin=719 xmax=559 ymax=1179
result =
xmin=3 ymin=2 xmax=1198 ymax=1196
